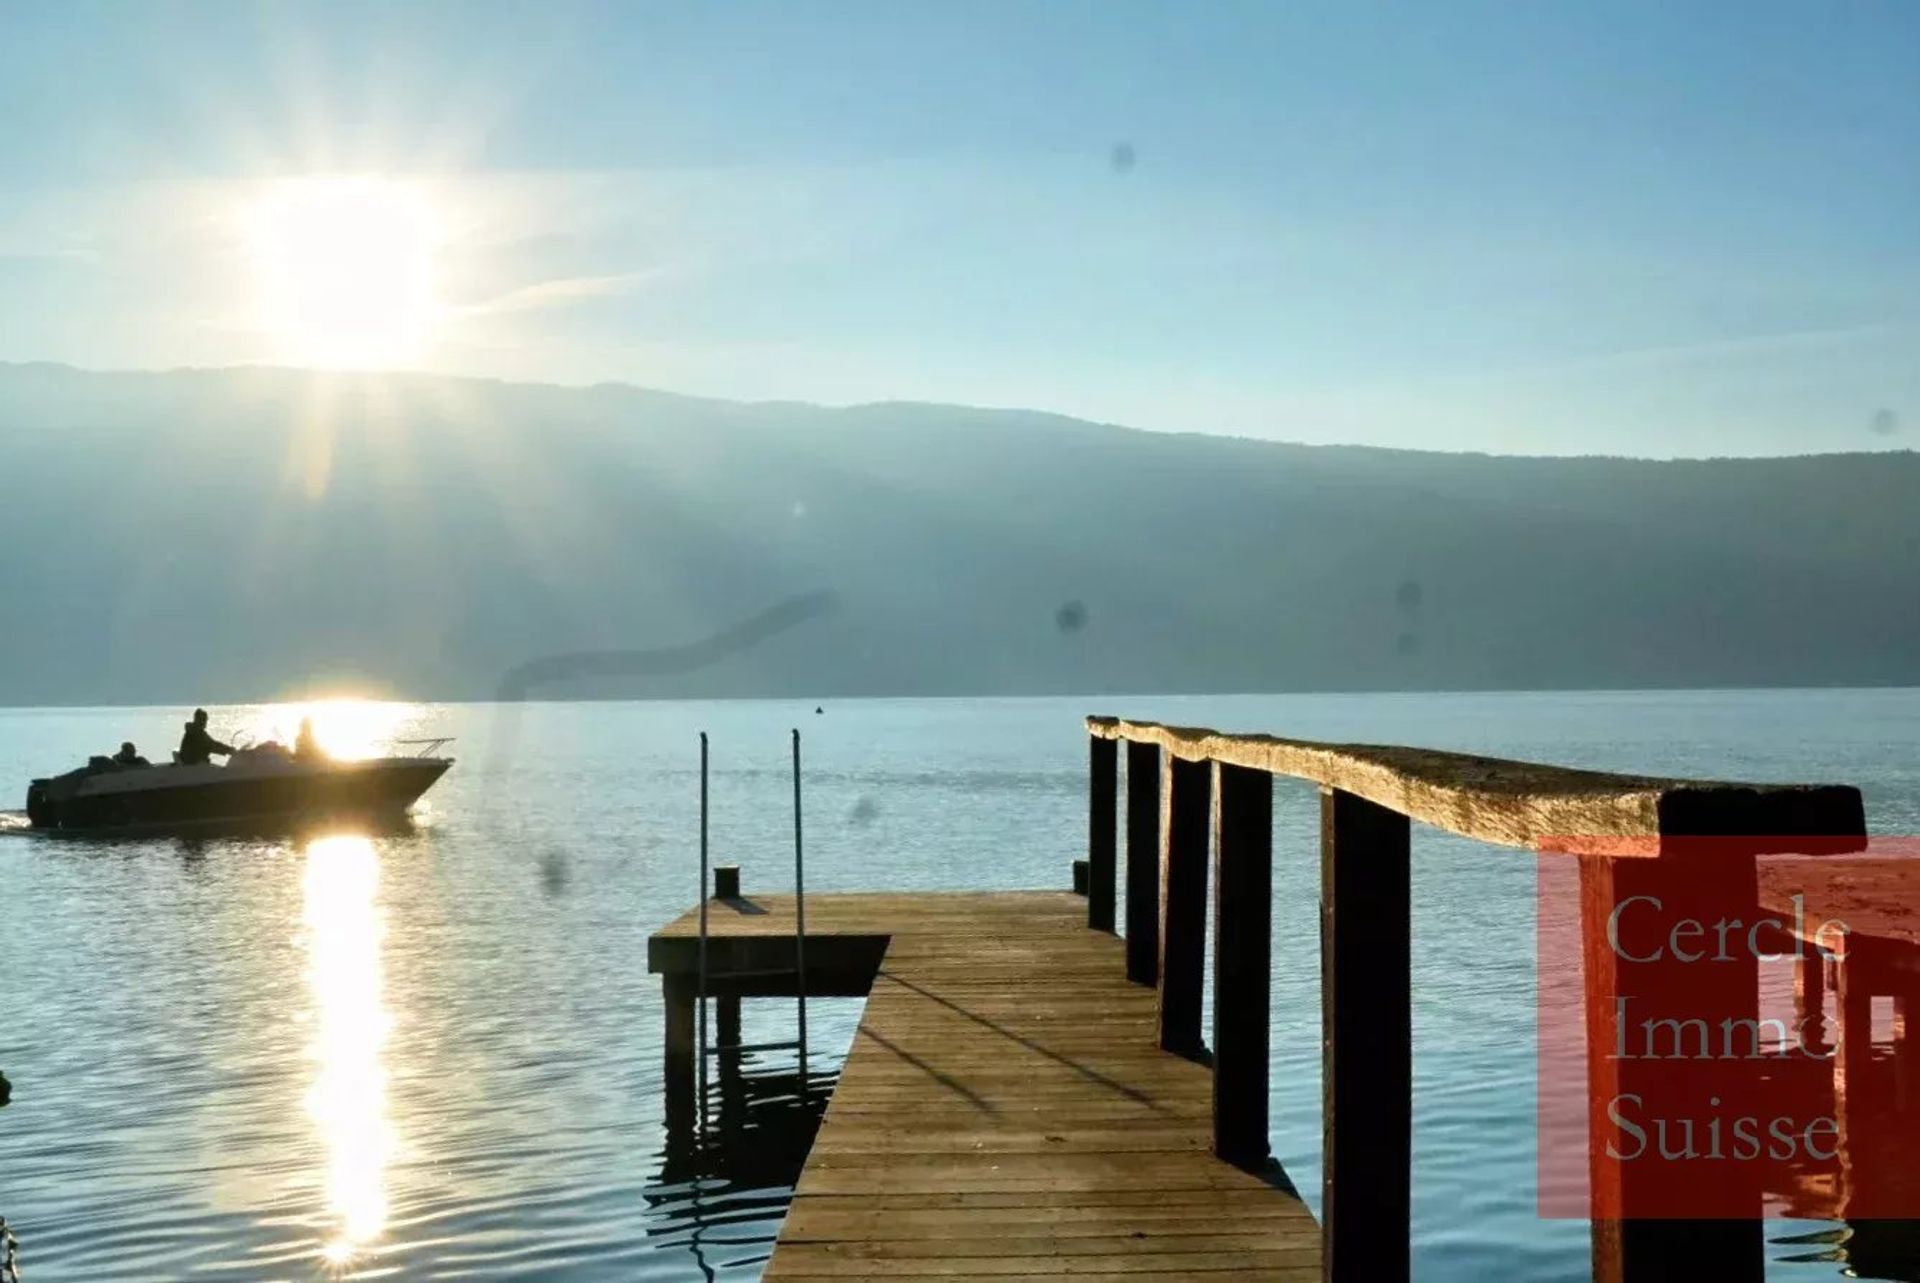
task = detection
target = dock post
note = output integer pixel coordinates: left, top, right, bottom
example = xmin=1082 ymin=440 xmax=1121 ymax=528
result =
xmin=717 ymin=992 xmax=743 ymax=1080
xmin=1579 ymin=849 xmax=1763 ymax=1283
xmin=1212 ymin=762 xmax=1272 ymax=1168
xmin=663 ymin=973 xmax=697 ymax=1138
xmin=1896 ymin=991 xmax=1912 ymax=1113
xmin=1897 ymin=986 xmax=1916 ymax=1115
xmin=1088 ymin=735 xmax=1117 ymax=930
xmin=1320 ymin=787 xmax=1410 ymax=1283
xmin=792 ymin=729 xmax=810 ymax=1077
xmin=716 ymin=991 xmax=744 ymax=1145
xmin=1836 ymin=954 xmax=1871 ymax=1109
xmin=697 ymin=733 xmax=710 ymax=1134
xmin=1796 ymin=948 xmax=1830 ymax=1055
xmin=1125 ymin=741 xmax=1162 ymax=984
xmin=1158 ymin=756 xmax=1211 ymax=1059
xmin=1834 ymin=950 xmax=1874 ymax=1205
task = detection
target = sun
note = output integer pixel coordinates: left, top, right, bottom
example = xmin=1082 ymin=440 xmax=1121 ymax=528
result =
xmin=247 ymin=176 xmax=440 ymax=370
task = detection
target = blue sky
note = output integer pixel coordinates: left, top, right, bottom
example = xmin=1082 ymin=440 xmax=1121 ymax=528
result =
xmin=0 ymin=1 xmax=1914 ymax=455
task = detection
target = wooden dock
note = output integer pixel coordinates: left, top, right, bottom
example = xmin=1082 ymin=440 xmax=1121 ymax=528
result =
xmin=650 ymin=891 xmax=1320 ymax=1280
xmin=649 ymin=715 xmax=1874 ymax=1282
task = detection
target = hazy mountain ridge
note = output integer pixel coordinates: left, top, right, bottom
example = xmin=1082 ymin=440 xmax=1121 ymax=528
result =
xmin=1 ymin=361 xmax=1914 ymax=706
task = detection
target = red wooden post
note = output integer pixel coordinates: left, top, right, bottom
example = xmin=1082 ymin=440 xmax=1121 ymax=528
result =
xmin=1579 ymin=850 xmax=1763 ymax=1283
xmin=1833 ymin=948 xmax=1876 ymax=1216
xmin=1796 ymin=948 xmax=1830 ymax=1056
xmin=1896 ymin=989 xmax=1916 ymax=1116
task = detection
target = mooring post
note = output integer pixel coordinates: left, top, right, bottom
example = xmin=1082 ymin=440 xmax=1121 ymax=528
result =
xmin=1088 ymin=735 xmax=1117 ymax=930
xmin=1320 ymin=787 xmax=1411 ymax=1283
xmin=1897 ymin=984 xmax=1918 ymax=1116
xmin=663 ymin=973 xmax=697 ymax=1137
xmin=1796 ymin=947 xmax=1830 ymax=1055
xmin=1834 ymin=948 xmax=1874 ymax=1192
xmin=1125 ymin=741 xmax=1162 ymax=985
xmin=1212 ymin=761 xmax=1272 ymax=1168
xmin=716 ymin=991 xmax=744 ymax=1142
xmin=1158 ymin=755 xmax=1211 ymax=1058
xmin=697 ymin=733 xmax=710 ymax=1133
xmin=792 ymin=729 xmax=809 ymax=1076
xmin=717 ymin=993 xmax=743 ymax=1078
xmin=1836 ymin=954 xmax=1872 ymax=1107
xmin=1579 ymin=848 xmax=1763 ymax=1283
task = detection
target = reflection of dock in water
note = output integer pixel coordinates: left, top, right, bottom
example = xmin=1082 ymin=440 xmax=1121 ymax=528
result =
xmin=1760 ymin=853 xmax=1920 ymax=1281
xmin=654 ymin=1043 xmax=838 ymax=1192
xmin=645 ymin=1005 xmax=839 ymax=1280
xmin=1774 ymin=1216 xmax=1920 ymax=1282
xmin=1830 ymin=1219 xmax=1920 ymax=1282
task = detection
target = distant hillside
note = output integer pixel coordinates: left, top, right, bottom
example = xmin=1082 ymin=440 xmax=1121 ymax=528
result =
xmin=1 ymin=361 xmax=1915 ymax=705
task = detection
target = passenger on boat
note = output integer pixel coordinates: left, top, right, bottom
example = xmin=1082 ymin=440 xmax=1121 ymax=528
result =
xmin=177 ymin=709 xmax=236 ymax=766
xmin=293 ymin=717 xmax=325 ymax=761
xmin=112 ymin=741 xmax=149 ymax=768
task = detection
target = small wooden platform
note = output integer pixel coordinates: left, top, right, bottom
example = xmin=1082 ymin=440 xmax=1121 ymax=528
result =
xmin=649 ymin=891 xmax=1320 ymax=1280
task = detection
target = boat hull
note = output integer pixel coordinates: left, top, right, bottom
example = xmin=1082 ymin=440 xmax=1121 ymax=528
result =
xmin=26 ymin=757 xmax=451 ymax=834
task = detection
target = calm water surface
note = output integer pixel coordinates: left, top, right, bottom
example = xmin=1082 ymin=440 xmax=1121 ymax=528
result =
xmin=3 ymin=690 xmax=1918 ymax=1281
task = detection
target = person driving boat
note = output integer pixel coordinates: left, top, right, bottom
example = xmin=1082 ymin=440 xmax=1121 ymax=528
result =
xmin=177 ymin=709 xmax=236 ymax=766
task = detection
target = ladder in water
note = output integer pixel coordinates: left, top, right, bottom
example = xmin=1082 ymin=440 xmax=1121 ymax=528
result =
xmin=693 ymin=728 xmax=810 ymax=1137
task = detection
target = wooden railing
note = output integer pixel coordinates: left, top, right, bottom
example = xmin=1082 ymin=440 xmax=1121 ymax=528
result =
xmin=1085 ymin=715 xmax=1867 ymax=1283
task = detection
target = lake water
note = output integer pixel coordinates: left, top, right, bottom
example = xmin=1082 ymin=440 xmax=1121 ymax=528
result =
xmin=3 ymin=690 xmax=1918 ymax=1281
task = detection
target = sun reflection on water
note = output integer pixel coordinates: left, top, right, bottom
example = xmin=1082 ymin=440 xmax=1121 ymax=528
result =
xmin=301 ymin=835 xmax=394 ymax=1266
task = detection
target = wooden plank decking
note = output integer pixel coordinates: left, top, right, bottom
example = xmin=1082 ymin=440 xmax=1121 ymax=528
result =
xmin=650 ymin=891 xmax=1320 ymax=1280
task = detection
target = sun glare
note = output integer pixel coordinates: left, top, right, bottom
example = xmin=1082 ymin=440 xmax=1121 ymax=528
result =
xmin=248 ymin=176 xmax=440 ymax=370
xmin=237 ymin=697 xmax=419 ymax=761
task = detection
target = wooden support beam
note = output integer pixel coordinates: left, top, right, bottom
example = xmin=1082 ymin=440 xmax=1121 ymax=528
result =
xmin=1897 ymin=990 xmax=1915 ymax=1116
xmin=1320 ymin=787 xmax=1410 ymax=1283
xmin=1796 ymin=948 xmax=1830 ymax=1057
xmin=1212 ymin=762 xmax=1272 ymax=1168
xmin=1158 ymin=756 xmax=1211 ymax=1059
xmin=1088 ymin=736 xmax=1117 ymax=932
xmin=1580 ymin=850 xmax=1763 ymax=1283
xmin=1089 ymin=716 xmax=1863 ymax=855
xmin=717 ymin=994 xmax=742 ymax=1070
xmin=663 ymin=974 xmax=696 ymax=1144
xmin=1125 ymin=741 xmax=1162 ymax=985
xmin=1834 ymin=951 xmax=1873 ymax=1210
xmin=716 ymin=992 xmax=745 ymax=1137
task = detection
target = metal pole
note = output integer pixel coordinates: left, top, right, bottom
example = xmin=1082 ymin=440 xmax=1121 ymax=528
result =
xmin=697 ymin=732 xmax=709 ymax=1139
xmin=792 ymin=728 xmax=809 ymax=1073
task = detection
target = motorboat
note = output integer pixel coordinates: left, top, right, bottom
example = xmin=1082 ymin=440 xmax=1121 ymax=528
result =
xmin=24 ymin=739 xmax=453 ymax=834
